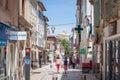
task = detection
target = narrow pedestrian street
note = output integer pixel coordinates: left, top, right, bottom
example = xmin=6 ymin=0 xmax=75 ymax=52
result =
xmin=0 ymin=0 xmax=120 ymax=80
xmin=31 ymin=63 xmax=99 ymax=80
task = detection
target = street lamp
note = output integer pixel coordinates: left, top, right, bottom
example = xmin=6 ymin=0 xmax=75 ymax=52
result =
xmin=51 ymin=26 xmax=55 ymax=34
xmin=47 ymin=28 xmax=50 ymax=35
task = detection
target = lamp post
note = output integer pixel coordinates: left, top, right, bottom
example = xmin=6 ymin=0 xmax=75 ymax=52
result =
xmin=51 ymin=26 xmax=55 ymax=34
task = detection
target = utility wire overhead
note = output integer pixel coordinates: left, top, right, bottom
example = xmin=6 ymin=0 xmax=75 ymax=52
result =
xmin=48 ymin=23 xmax=75 ymax=26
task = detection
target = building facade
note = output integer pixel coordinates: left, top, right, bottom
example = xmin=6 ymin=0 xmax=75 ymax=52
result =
xmin=0 ymin=0 xmax=19 ymax=80
xmin=18 ymin=0 xmax=32 ymax=79
xmin=47 ymin=36 xmax=57 ymax=63
xmin=89 ymin=0 xmax=120 ymax=80
xmin=0 ymin=0 xmax=48 ymax=80
xmin=76 ymin=0 xmax=94 ymax=69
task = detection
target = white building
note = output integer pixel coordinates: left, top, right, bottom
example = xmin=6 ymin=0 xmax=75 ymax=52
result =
xmin=29 ymin=1 xmax=47 ymax=67
xmin=76 ymin=0 xmax=94 ymax=63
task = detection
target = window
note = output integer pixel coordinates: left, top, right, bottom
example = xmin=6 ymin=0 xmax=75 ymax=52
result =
xmin=39 ymin=10 xmax=43 ymax=20
xmin=22 ymin=0 xmax=25 ymax=16
xmin=5 ymin=0 xmax=10 ymax=10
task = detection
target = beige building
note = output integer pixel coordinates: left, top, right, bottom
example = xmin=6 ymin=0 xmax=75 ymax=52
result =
xmin=0 ymin=0 xmax=19 ymax=80
xmin=18 ymin=0 xmax=33 ymax=79
xmin=76 ymin=0 xmax=94 ymax=65
xmin=56 ymin=31 xmax=69 ymax=40
xmin=0 ymin=0 xmax=48 ymax=80
xmin=89 ymin=0 xmax=120 ymax=80
xmin=30 ymin=1 xmax=47 ymax=68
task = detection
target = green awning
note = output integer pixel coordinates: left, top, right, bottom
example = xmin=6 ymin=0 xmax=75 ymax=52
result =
xmin=80 ymin=48 xmax=86 ymax=54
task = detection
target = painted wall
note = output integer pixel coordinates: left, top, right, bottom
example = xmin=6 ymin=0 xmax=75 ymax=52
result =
xmin=0 ymin=0 xmax=18 ymax=26
xmin=37 ymin=4 xmax=45 ymax=48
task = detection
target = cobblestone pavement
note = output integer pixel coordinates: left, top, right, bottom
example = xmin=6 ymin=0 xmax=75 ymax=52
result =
xmin=31 ymin=63 xmax=100 ymax=80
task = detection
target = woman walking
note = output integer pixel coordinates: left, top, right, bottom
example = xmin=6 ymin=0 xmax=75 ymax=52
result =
xmin=71 ymin=54 xmax=76 ymax=69
xmin=63 ymin=57 xmax=68 ymax=74
xmin=55 ymin=55 xmax=61 ymax=73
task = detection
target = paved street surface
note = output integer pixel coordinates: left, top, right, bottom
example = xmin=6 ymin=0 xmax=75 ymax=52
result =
xmin=31 ymin=63 xmax=100 ymax=80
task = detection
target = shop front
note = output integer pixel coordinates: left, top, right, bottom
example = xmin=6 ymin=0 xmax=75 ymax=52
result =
xmin=103 ymin=22 xmax=118 ymax=80
xmin=0 ymin=22 xmax=18 ymax=80
xmin=0 ymin=39 xmax=7 ymax=79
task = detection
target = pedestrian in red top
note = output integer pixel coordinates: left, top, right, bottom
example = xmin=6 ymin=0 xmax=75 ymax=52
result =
xmin=55 ymin=55 xmax=61 ymax=73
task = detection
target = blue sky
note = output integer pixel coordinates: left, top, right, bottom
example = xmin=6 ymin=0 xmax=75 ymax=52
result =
xmin=41 ymin=0 xmax=76 ymax=35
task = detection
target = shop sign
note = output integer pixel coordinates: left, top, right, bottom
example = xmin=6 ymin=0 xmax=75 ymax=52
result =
xmin=8 ymin=31 xmax=17 ymax=40
xmin=25 ymin=59 xmax=30 ymax=64
xmin=82 ymin=63 xmax=90 ymax=73
xmin=80 ymin=48 xmax=86 ymax=54
xmin=8 ymin=31 xmax=27 ymax=40
xmin=0 ymin=39 xmax=7 ymax=46
xmin=17 ymin=32 xmax=27 ymax=40
xmin=0 ymin=22 xmax=18 ymax=40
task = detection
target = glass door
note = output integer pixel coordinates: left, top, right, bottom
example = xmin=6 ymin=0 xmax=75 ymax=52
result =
xmin=9 ymin=43 xmax=15 ymax=80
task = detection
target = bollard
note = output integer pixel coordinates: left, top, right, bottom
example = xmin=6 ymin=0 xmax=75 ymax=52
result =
xmin=52 ymin=75 xmax=58 ymax=80
xmin=50 ymin=65 xmax=52 ymax=68
xmin=52 ymin=76 xmax=57 ymax=80
xmin=84 ymin=75 xmax=86 ymax=80
xmin=81 ymin=75 xmax=82 ymax=80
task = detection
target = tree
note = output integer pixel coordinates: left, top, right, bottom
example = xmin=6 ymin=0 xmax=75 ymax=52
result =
xmin=58 ymin=39 xmax=70 ymax=57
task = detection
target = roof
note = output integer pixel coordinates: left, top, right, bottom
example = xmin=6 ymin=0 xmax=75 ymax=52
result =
xmin=38 ymin=2 xmax=46 ymax=11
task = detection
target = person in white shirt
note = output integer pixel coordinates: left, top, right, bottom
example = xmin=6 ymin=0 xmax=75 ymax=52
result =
xmin=55 ymin=55 xmax=61 ymax=73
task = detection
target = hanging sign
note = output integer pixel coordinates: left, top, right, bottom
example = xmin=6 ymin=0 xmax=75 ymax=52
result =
xmin=8 ymin=31 xmax=27 ymax=40
xmin=0 ymin=39 xmax=7 ymax=46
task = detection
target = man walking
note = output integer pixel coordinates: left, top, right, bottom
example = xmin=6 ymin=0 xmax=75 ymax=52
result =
xmin=71 ymin=54 xmax=76 ymax=69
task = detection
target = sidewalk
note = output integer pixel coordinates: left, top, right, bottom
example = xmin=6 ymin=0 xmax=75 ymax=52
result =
xmin=31 ymin=64 xmax=100 ymax=80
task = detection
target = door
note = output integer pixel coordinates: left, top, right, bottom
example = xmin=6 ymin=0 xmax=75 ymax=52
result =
xmin=0 ymin=47 xmax=5 ymax=78
xmin=104 ymin=37 xmax=120 ymax=80
xmin=9 ymin=43 xmax=15 ymax=80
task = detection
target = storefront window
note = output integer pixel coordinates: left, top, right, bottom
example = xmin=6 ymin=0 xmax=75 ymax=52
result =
xmin=0 ymin=47 xmax=4 ymax=77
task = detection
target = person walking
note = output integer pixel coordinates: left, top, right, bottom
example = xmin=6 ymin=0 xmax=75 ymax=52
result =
xmin=71 ymin=54 xmax=76 ymax=69
xmin=76 ymin=56 xmax=80 ymax=69
xmin=55 ymin=55 xmax=61 ymax=73
xmin=63 ymin=57 xmax=68 ymax=74
xmin=39 ymin=55 xmax=42 ymax=68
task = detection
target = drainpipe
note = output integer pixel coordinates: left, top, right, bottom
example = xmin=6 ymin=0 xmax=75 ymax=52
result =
xmin=108 ymin=41 xmax=112 ymax=80
xmin=118 ymin=41 xmax=120 ymax=80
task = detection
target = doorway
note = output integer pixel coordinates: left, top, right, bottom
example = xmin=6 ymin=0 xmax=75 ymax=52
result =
xmin=8 ymin=43 xmax=15 ymax=80
xmin=103 ymin=34 xmax=120 ymax=80
xmin=0 ymin=47 xmax=5 ymax=78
